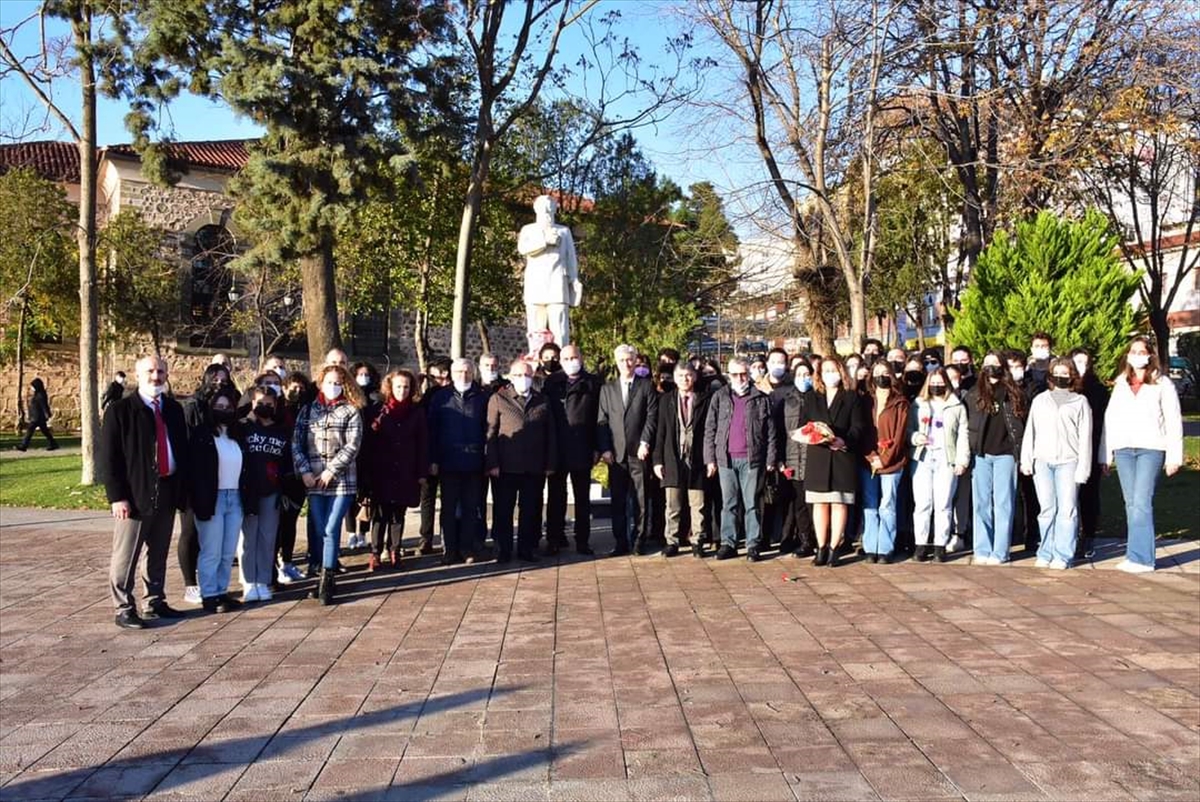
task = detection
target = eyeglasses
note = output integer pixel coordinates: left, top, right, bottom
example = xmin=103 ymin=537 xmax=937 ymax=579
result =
xmin=728 ymin=371 xmax=748 ymax=378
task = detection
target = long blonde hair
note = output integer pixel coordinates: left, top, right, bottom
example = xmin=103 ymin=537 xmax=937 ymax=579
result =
xmin=318 ymin=364 xmax=365 ymax=408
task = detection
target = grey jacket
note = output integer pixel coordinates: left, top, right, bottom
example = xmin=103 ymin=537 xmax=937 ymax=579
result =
xmin=1021 ymin=388 xmax=1093 ymax=484
xmin=704 ymin=385 xmax=777 ymax=469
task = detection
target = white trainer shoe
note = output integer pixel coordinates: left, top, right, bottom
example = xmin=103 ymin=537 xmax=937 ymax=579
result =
xmin=256 ymin=583 xmax=272 ymax=601
xmin=277 ymin=566 xmax=294 ymax=585
xmin=242 ymin=584 xmax=261 ymax=602
xmin=1115 ymin=559 xmax=1155 ymax=574
xmin=182 ymin=585 xmax=201 ymax=605
xmin=1034 ymin=557 xmax=1051 ymax=568
xmin=986 ymin=555 xmax=1004 ymax=566
xmin=1049 ymin=559 xmax=1069 ymax=570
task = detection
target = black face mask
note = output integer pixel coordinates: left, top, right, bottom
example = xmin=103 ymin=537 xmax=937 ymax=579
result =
xmin=904 ymin=370 xmax=925 ymax=386
xmin=253 ymin=403 xmax=276 ymax=420
xmin=542 ymin=359 xmax=560 ymax=374
xmin=954 ymin=362 xmax=973 ymax=376
xmin=929 ymin=385 xmax=947 ymax=397
xmin=212 ymin=408 xmax=236 ymax=425
xmin=873 ymin=374 xmax=892 ymax=389
xmin=1051 ymin=375 xmax=1072 ymax=389
xmin=890 ymin=360 xmax=906 ymax=376
xmin=864 ymin=352 xmax=879 ymax=365
xmin=983 ymin=365 xmax=1004 ymax=379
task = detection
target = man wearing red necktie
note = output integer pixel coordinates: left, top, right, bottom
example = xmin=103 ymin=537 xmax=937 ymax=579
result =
xmin=102 ymin=356 xmax=190 ymax=629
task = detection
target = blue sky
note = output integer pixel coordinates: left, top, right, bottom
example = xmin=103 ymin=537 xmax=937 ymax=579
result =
xmin=0 ymin=0 xmax=766 ymax=218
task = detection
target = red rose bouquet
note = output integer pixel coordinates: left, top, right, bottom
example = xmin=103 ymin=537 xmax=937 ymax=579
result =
xmin=792 ymin=421 xmax=835 ymax=445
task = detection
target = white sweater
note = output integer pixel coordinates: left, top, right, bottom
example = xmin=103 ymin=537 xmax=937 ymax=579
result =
xmin=1101 ymin=375 xmax=1184 ymax=466
xmin=1020 ymin=389 xmax=1092 ymax=484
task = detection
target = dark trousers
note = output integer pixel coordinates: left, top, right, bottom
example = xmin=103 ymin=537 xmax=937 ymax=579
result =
xmin=20 ymin=421 xmax=57 ymax=449
xmin=1077 ymin=463 xmax=1103 ymax=550
xmin=896 ymin=467 xmax=915 ymax=554
xmin=176 ymin=509 xmax=199 ymax=586
xmin=276 ymin=501 xmax=302 ymax=564
xmin=492 ymin=473 xmax=546 ymax=559
xmin=345 ymin=499 xmax=369 ymax=537
xmin=781 ymin=477 xmax=814 ymax=554
xmin=702 ymin=474 xmax=722 ymax=545
xmin=953 ymin=465 xmax=973 ymax=548
xmin=440 ymin=472 xmax=482 ymax=558
xmin=370 ymin=501 xmax=407 ymax=556
xmin=1017 ymin=473 xmax=1040 ymax=550
xmin=608 ymin=457 xmax=647 ymax=550
xmin=647 ymin=470 xmax=666 ymax=544
xmin=419 ymin=474 xmax=439 ymax=547
xmin=758 ymin=470 xmax=786 ymax=550
xmin=110 ymin=479 xmax=178 ymax=613
xmin=547 ymin=466 xmax=592 ymax=548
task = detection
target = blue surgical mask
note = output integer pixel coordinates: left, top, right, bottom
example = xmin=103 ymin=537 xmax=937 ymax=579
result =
xmin=794 ymin=375 xmax=813 ymax=392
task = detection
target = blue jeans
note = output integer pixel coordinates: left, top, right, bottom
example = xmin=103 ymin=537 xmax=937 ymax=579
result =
xmin=718 ymin=459 xmax=761 ymax=551
xmin=972 ymin=454 xmax=1017 ymax=561
xmin=912 ymin=453 xmax=957 ymax=547
xmin=308 ymin=493 xmax=353 ymax=570
xmin=1114 ymin=448 xmax=1164 ymax=568
xmin=196 ymin=489 xmax=243 ymax=598
xmin=860 ymin=467 xmax=901 ymax=556
xmin=1032 ymin=461 xmax=1079 ymax=564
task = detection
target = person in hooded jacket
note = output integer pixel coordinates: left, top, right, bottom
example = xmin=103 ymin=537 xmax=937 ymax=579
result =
xmin=17 ymin=378 xmax=58 ymax=451
xmin=860 ymin=361 xmax=910 ymax=562
xmin=907 ymin=368 xmax=970 ymax=562
xmin=362 ymin=369 xmax=427 ymax=571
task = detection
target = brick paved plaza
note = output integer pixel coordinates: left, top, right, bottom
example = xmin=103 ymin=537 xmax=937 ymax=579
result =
xmin=0 ymin=508 xmax=1197 ymax=801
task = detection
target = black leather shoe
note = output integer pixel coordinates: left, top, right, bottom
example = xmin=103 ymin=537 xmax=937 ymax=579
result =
xmin=933 ymin=546 xmax=947 ymax=563
xmin=692 ymin=542 xmax=706 ymax=558
xmin=575 ymin=545 xmax=594 ymax=556
xmin=496 ymin=552 xmax=513 ymax=564
xmin=715 ymin=545 xmax=737 ymax=560
xmin=914 ymin=545 xmax=930 ymax=562
xmin=813 ymin=547 xmax=830 ymax=567
xmin=747 ymin=550 xmax=763 ymax=562
xmin=518 ymin=551 xmax=540 ymax=563
xmin=826 ymin=549 xmax=839 ymax=568
xmin=663 ymin=544 xmax=680 ymax=557
xmin=115 ymin=610 xmax=145 ymax=629
xmin=607 ymin=546 xmax=630 ymax=557
xmin=633 ymin=539 xmax=650 ymax=556
xmin=144 ymin=602 xmax=186 ymax=620
xmin=881 ymin=551 xmax=894 ymax=564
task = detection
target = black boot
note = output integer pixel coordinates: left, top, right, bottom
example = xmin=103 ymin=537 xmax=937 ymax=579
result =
xmin=933 ymin=546 xmax=946 ymax=563
xmin=320 ymin=570 xmax=335 ymax=606
xmin=826 ymin=545 xmax=840 ymax=568
xmin=914 ymin=545 xmax=930 ymax=562
xmin=813 ymin=546 xmax=830 ymax=567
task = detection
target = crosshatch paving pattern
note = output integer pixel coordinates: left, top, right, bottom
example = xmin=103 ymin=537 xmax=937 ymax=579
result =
xmin=0 ymin=508 xmax=1197 ymax=801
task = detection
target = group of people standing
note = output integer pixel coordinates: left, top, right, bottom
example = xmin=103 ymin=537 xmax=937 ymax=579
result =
xmin=100 ymin=332 xmax=1182 ymax=630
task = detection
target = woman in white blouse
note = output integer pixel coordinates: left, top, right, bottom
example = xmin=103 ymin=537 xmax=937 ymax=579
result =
xmin=1101 ymin=337 xmax=1184 ymax=573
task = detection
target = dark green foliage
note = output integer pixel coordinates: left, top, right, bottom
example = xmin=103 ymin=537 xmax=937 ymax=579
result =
xmin=954 ymin=210 xmax=1141 ymax=379
xmin=97 ymin=211 xmax=178 ymax=354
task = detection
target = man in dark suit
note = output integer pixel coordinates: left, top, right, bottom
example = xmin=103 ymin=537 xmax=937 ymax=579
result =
xmin=653 ymin=363 xmax=711 ymax=557
xmin=544 ymin=344 xmax=601 ymax=555
xmin=597 ymin=344 xmax=658 ymax=556
xmin=103 ymin=356 xmax=189 ymax=629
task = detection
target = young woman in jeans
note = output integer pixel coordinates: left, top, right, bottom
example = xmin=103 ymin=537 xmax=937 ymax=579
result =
xmin=238 ymin=386 xmax=291 ymax=602
xmin=965 ymin=352 xmax=1026 ymax=565
xmin=907 ymin=368 xmax=970 ymax=562
xmin=860 ymin=361 xmax=909 ymax=563
xmin=190 ymin=387 xmax=246 ymax=613
xmin=1020 ymin=358 xmax=1092 ymax=569
xmin=292 ymin=365 xmax=363 ymax=605
xmin=1101 ymin=337 xmax=1184 ymax=573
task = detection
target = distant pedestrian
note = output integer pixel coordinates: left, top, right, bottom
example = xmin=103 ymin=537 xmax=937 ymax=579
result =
xmin=17 ymin=378 xmax=58 ymax=451
xmin=102 ymin=371 xmax=127 ymax=411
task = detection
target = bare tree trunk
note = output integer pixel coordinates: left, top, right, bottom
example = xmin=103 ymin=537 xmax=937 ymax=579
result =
xmin=413 ymin=309 xmax=428 ymax=376
xmin=300 ymin=239 xmax=342 ymax=367
xmin=15 ymin=298 xmax=28 ymax=432
xmin=476 ymin=319 xmax=492 ymax=355
xmin=76 ymin=13 xmax=99 ymax=484
xmin=451 ymin=149 xmax=489 ymax=359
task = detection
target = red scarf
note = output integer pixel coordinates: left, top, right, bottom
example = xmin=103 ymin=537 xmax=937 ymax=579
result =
xmin=317 ymin=391 xmax=346 ymax=408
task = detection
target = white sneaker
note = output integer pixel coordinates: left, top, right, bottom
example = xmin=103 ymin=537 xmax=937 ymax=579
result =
xmin=242 ymin=584 xmax=260 ymax=602
xmin=948 ymin=535 xmax=964 ymax=553
xmin=256 ymin=583 xmax=272 ymax=602
xmin=1049 ymin=559 xmax=1070 ymax=570
xmin=987 ymin=555 xmax=1005 ymax=566
xmin=182 ymin=585 xmax=201 ymax=605
xmin=284 ymin=562 xmax=304 ymax=581
xmin=277 ymin=565 xmax=295 ymax=585
xmin=1034 ymin=557 xmax=1051 ymax=568
xmin=1116 ymin=559 xmax=1155 ymax=574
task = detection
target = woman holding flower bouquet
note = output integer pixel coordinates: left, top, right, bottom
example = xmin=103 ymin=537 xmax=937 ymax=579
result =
xmin=798 ymin=356 xmax=865 ymax=568
xmin=860 ymin=361 xmax=910 ymax=562
xmin=907 ymin=369 xmax=971 ymax=562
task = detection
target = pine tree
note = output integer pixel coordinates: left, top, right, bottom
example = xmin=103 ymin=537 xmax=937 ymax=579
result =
xmin=953 ymin=210 xmax=1142 ymax=378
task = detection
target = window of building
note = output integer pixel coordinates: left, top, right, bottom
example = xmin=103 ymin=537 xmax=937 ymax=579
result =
xmin=187 ymin=225 xmax=236 ymax=348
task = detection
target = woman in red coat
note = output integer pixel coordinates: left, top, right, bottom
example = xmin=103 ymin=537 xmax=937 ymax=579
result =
xmin=363 ymin=369 xmax=428 ymax=570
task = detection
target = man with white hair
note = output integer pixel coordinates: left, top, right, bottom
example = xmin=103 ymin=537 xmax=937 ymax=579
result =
xmin=597 ymin=344 xmax=659 ymax=556
xmin=427 ymin=357 xmax=489 ymax=563
xmin=103 ymin=356 xmax=190 ymax=629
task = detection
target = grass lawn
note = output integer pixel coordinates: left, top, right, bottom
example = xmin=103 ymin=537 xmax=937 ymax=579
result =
xmin=0 ymin=454 xmax=108 ymax=509
xmin=0 ymin=433 xmax=82 ymax=451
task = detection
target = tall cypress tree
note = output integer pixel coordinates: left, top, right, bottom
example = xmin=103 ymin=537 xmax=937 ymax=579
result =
xmin=122 ymin=0 xmax=452 ymax=365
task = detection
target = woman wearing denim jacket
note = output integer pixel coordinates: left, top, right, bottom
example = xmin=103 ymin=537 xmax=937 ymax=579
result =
xmin=907 ymin=368 xmax=970 ymax=562
xmin=1100 ymin=337 xmax=1184 ymax=573
xmin=965 ymin=352 xmax=1026 ymax=565
xmin=292 ymin=364 xmax=363 ymax=605
xmin=1020 ymin=358 xmax=1092 ymax=570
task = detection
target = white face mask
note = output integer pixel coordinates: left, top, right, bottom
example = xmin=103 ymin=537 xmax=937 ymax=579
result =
xmin=561 ymin=358 xmax=582 ymax=376
xmin=116 ymin=376 xmax=126 ymax=386
xmin=355 ymin=374 xmax=371 ymax=387
xmin=768 ymin=364 xmax=787 ymax=379
xmin=749 ymin=367 xmax=766 ymax=382
xmin=511 ymin=375 xmax=533 ymax=394
xmin=1073 ymin=356 xmax=1089 ymax=376
xmin=480 ymin=368 xmax=499 ymax=384
xmin=730 ymin=379 xmax=750 ymax=395
xmin=1127 ymin=353 xmax=1150 ymax=369
xmin=273 ymin=367 xmax=286 ymax=380
xmin=1031 ymin=347 xmax=1050 ymax=361
xmin=145 ymin=382 xmax=165 ymax=397
xmin=322 ymin=382 xmax=342 ymax=400
xmin=453 ymin=379 xmax=472 ymax=394
xmin=1010 ymin=367 xmax=1025 ymax=383
xmin=822 ymin=372 xmax=841 ymax=387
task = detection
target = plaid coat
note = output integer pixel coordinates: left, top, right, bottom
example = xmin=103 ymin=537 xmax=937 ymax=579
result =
xmin=292 ymin=398 xmax=363 ymax=497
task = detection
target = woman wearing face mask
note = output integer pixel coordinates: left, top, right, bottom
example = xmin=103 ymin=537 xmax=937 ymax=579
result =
xmin=1068 ymin=348 xmax=1109 ymax=560
xmin=964 ymin=352 xmax=1026 ymax=565
xmin=238 ymin=387 xmax=291 ymax=602
xmin=778 ymin=361 xmax=815 ymax=557
xmin=1101 ymin=337 xmax=1184 ymax=573
xmin=860 ymin=362 xmax=910 ymax=562
xmin=275 ymin=373 xmax=312 ymax=584
xmin=902 ymin=357 xmax=926 ymax=402
xmin=363 ymin=370 xmax=427 ymax=571
xmin=293 ymin=365 xmax=364 ymax=604
xmin=189 ymin=387 xmax=247 ymax=613
xmin=908 ymin=368 xmax=970 ymax=562
xmin=345 ymin=362 xmax=383 ymax=551
xmin=800 ymin=356 xmax=865 ymax=567
xmin=1020 ymin=359 xmax=1092 ymax=570
xmin=17 ymin=378 xmax=58 ymax=452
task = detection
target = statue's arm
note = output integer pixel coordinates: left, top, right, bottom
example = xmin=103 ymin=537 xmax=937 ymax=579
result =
xmin=562 ymin=227 xmax=578 ymax=278
xmin=518 ymin=224 xmax=551 ymax=258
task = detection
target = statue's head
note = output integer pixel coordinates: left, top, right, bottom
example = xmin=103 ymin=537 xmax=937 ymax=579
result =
xmin=533 ymin=194 xmax=557 ymax=220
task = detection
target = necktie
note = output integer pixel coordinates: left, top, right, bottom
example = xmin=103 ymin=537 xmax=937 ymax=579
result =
xmin=622 ymin=381 xmax=630 ymax=407
xmin=681 ymin=394 xmax=690 ymax=424
xmin=153 ymin=398 xmax=170 ymax=477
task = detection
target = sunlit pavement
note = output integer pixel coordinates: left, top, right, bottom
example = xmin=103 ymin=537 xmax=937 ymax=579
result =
xmin=1 ymin=507 xmax=1197 ymax=801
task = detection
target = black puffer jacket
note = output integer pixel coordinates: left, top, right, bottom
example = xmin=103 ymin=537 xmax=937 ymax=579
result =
xmin=964 ymin=384 xmax=1026 ymax=460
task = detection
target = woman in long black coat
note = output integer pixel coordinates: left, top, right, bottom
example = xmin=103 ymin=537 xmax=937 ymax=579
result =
xmin=362 ymin=369 xmax=428 ymax=570
xmin=18 ymin=378 xmax=58 ymax=451
xmin=801 ymin=356 xmax=866 ymax=567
